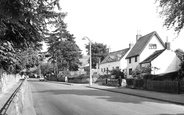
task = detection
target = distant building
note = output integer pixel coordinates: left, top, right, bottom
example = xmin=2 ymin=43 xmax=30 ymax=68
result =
xmin=99 ymin=48 xmax=130 ymax=75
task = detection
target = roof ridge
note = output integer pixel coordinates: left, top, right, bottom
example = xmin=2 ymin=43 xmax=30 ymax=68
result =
xmin=109 ymin=47 xmax=130 ymax=54
xmin=126 ymin=31 xmax=164 ymax=59
xmin=100 ymin=48 xmax=130 ymax=64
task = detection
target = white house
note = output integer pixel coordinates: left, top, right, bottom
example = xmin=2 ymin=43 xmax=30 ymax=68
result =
xmin=140 ymin=43 xmax=181 ymax=75
xmin=99 ymin=47 xmax=130 ymax=75
xmin=125 ymin=31 xmax=165 ymax=78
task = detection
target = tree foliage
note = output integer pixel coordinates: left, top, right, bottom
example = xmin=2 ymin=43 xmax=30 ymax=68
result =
xmin=156 ymin=0 xmax=184 ymax=33
xmin=47 ymin=19 xmax=82 ymax=71
xmin=85 ymin=42 xmax=109 ymax=68
xmin=0 ymin=0 xmax=65 ymax=73
xmin=18 ymin=48 xmax=39 ymax=69
xmin=111 ymin=69 xmax=124 ymax=79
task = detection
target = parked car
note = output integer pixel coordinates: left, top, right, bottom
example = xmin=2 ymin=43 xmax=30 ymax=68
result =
xmin=39 ymin=76 xmax=45 ymax=81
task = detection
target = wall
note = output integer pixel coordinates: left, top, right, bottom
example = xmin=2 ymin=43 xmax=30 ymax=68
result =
xmin=140 ymin=35 xmax=165 ymax=63
xmin=99 ymin=61 xmax=120 ymax=75
xmin=151 ymin=50 xmax=181 ymax=74
xmin=0 ymin=72 xmax=20 ymax=94
xmin=3 ymin=80 xmax=36 ymax=115
xmin=126 ymin=56 xmax=140 ymax=78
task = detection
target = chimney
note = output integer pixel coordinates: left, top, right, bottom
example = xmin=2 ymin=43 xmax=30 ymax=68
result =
xmin=136 ymin=30 xmax=142 ymax=41
xmin=165 ymin=36 xmax=171 ymax=50
xmin=129 ymin=43 xmax=134 ymax=49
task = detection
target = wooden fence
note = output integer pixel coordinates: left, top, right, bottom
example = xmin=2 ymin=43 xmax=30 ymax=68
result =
xmin=180 ymin=81 xmax=184 ymax=93
xmin=145 ymin=80 xmax=179 ymax=93
xmin=102 ymin=79 xmax=119 ymax=87
xmin=126 ymin=79 xmax=184 ymax=94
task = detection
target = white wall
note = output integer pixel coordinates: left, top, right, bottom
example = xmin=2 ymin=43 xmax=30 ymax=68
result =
xmin=99 ymin=61 xmax=120 ymax=75
xmin=126 ymin=56 xmax=140 ymax=78
xmin=140 ymin=35 xmax=165 ymax=62
xmin=151 ymin=50 xmax=181 ymax=74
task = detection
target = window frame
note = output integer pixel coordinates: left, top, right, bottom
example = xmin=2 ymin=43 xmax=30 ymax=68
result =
xmin=129 ymin=58 xmax=131 ymax=63
xmin=149 ymin=44 xmax=157 ymax=49
xmin=129 ymin=68 xmax=132 ymax=75
xmin=135 ymin=56 xmax=137 ymax=62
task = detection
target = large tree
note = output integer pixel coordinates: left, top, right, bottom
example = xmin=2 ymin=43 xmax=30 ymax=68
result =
xmin=85 ymin=42 xmax=109 ymax=69
xmin=47 ymin=19 xmax=82 ymax=72
xmin=156 ymin=0 xmax=184 ymax=34
xmin=0 ymin=0 xmax=65 ymax=73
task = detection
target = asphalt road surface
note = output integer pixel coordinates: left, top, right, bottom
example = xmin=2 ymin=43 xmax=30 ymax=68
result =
xmin=28 ymin=79 xmax=184 ymax=115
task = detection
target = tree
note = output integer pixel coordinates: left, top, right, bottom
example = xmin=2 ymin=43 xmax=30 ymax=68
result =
xmin=175 ymin=48 xmax=184 ymax=80
xmin=85 ymin=42 xmax=109 ymax=68
xmin=0 ymin=0 xmax=66 ymax=73
xmin=111 ymin=69 xmax=124 ymax=79
xmin=40 ymin=63 xmax=54 ymax=76
xmin=156 ymin=0 xmax=184 ymax=34
xmin=47 ymin=19 xmax=82 ymax=71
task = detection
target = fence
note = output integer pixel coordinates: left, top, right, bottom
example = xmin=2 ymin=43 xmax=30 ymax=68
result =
xmin=145 ymin=80 xmax=179 ymax=93
xmin=126 ymin=79 xmax=184 ymax=94
xmin=180 ymin=81 xmax=184 ymax=93
xmin=102 ymin=79 xmax=119 ymax=87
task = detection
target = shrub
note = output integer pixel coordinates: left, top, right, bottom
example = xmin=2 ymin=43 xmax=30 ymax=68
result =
xmin=132 ymin=65 xmax=151 ymax=79
xmin=111 ymin=69 xmax=124 ymax=79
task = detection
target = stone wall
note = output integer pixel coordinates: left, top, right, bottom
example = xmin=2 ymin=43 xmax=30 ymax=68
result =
xmin=0 ymin=72 xmax=21 ymax=94
xmin=3 ymin=80 xmax=36 ymax=115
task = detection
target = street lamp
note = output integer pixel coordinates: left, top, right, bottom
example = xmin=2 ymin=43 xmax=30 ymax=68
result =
xmin=82 ymin=36 xmax=92 ymax=87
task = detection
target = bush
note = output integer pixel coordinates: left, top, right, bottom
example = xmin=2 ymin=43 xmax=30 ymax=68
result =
xmin=126 ymin=79 xmax=134 ymax=86
xmin=111 ymin=69 xmax=124 ymax=79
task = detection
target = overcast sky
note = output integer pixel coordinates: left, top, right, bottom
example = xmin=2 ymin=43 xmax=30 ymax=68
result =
xmin=48 ymin=0 xmax=184 ymax=55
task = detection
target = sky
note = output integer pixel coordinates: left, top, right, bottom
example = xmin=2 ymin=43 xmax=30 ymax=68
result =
xmin=45 ymin=0 xmax=184 ymax=55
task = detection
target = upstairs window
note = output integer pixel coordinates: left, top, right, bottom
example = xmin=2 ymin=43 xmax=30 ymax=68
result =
xmin=135 ymin=56 xmax=137 ymax=62
xmin=149 ymin=44 xmax=157 ymax=49
xmin=129 ymin=58 xmax=131 ymax=63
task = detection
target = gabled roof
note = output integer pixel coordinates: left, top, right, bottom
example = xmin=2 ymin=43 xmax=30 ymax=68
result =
xmin=100 ymin=48 xmax=130 ymax=64
xmin=126 ymin=31 xmax=165 ymax=59
xmin=140 ymin=49 xmax=165 ymax=64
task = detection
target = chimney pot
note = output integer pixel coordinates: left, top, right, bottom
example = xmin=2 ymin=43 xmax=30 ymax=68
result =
xmin=165 ymin=42 xmax=171 ymax=50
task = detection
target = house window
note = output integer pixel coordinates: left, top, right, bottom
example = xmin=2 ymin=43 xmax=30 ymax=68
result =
xmin=107 ymin=67 xmax=109 ymax=74
xmin=129 ymin=58 xmax=131 ymax=63
xmin=135 ymin=56 xmax=137 ymax=62
xmin=149 ymin=44 xmax=157 ymax=49
xmin=129 ymin=68 xmax=132 ymax=75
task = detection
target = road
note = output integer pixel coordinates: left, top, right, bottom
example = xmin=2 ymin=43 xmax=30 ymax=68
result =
xmin=28 ymin=79 xmax=184 ymax=115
